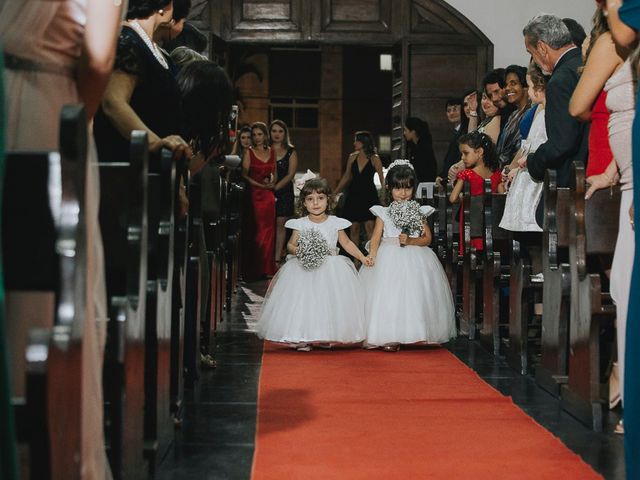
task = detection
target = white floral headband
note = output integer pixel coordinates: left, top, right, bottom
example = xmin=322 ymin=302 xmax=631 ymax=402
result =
xmin=294 ymin=169 xmax=319 ymax=193
xmin=387 ymin=159 xmax=414 ymax=170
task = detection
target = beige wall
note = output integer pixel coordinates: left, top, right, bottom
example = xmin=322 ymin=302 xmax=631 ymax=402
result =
xmin=445 ymin=0 xmax=592 ymax=68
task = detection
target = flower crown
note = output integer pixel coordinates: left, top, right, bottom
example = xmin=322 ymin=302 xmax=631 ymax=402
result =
xmin=387 ymin=159 xmax=414 ymax=171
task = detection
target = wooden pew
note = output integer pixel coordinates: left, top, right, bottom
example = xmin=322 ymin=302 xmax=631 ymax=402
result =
xmin=224 ymin=176 xmax=244 ymax=312
xmin=170 ymin=164 xmax=189 ymax=422
xmin=432 ymin=184 xmax=447 ymax=264
xmin=143 ymin=148 xmax=178 ymax=474
xmin=201 ymin=162 xmax=224 ymax=348
xmin=479 ymin=191 xmax=510 ymax=356
xmin=536 ymin=170 xmax=572 ymax=396
xmin=562 ymin=162 xmax=620 ymax=431
xmin=99 ymin=131 xmax=149 ymax=479
xmin=3 ymin=105 xmax=87 ymax=479
xmin=506 ymin=228 xmax=543 ymax=375
xmin=444 ymin=183 xmax=461 ymax=321
xmin=183 ymin=170 xmax=210 ymax=386
xmin=460 ymin=180 xmax=486 ymax=339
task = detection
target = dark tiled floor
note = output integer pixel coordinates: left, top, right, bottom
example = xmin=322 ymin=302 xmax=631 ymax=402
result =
xmin=157 ymin=281 xmax=625 ymax=480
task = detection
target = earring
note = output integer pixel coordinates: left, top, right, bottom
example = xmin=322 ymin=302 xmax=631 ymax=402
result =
xmin=158 ymin=9 xmax=164 ymax=14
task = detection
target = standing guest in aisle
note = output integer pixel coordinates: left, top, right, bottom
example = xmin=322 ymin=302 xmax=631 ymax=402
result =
xmin=270 ymin=120 xmax=299 ymax=265
xmin=241 ymin=122 xmax=277 ymax=280
xmin=360 ymin=161 xmax=456 ymax=351
xmin=403 ymin=117 xmax=438 ymax=183
xmin=0 ymin=0 xmax=124 ymax=477
xmin=450 ymin=132 xmax=504 ymax=256
xmin=335 ymin=131 xmax=385 ymax=250
xmin=256 ymin=177 xmax=371 ymax=351
xmin=522 ymin=13 xmax=589 ymax=188
xmin=608 ymin=0 xmax=640 ymax=467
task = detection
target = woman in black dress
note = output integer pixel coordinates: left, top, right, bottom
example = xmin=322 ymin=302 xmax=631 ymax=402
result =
xmin=270 ymin=120 xmax=299 ymax=264
xmin=94 ymin=0 xmax=191 ymax=162
xmin=335 ymin=131 xmax=385 ymax=248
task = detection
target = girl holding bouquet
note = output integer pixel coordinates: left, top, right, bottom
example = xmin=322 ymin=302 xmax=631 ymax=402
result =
xmin=360 ymin=161 xmax=456 ymax=351
xmin=257 ymin=178 xmax=372 ymax=351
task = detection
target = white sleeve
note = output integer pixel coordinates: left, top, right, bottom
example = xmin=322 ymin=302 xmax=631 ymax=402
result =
xmin=369 ymin=205 xmax=386 ymax=218
xmin=420 ymin=205 xmax=435 ymax=218
xmin=333 ymin=216 xmax=352 ymax=230
xmin=285 ymin=218 xmax=302 ymax=230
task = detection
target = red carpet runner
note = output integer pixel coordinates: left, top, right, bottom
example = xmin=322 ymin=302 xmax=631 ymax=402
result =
xmin=252 ymin=343 xmax=601 ymax=479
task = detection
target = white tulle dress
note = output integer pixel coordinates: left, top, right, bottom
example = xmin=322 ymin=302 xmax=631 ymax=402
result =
xmin=256 ymin=215 xmax=365 ymax=344
xmin=360 ymin=205 xmax=456 ymax=346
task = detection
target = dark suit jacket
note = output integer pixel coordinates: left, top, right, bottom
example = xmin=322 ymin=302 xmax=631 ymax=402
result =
xmin=440 ymin=127 xmax=463 ymax=179
xmin=527 ymin=48 xmax=589 ymax=187
xmin=409 ymin=137 xmax=438 ymax=182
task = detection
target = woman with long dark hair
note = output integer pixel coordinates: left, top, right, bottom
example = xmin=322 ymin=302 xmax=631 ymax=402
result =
xmin=270 ymin=119 xmax=299 ymax=264
xmin=335 ymin=131 xmax=385 ymax=249
xmin=403 ymin=117 xmax=438 ymax=182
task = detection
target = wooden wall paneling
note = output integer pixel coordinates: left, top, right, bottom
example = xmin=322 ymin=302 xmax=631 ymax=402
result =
xmin=224 ymin=0 xmax=307 ymax=41
xmin=408 ymin=43 xmax=481 ymax=170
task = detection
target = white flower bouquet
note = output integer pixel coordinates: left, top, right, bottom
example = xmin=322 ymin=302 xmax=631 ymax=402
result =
xmin=387 ymin=200 xmax=425 ymax=245
xmin=296 ymin=228 xmax=331 ymax=270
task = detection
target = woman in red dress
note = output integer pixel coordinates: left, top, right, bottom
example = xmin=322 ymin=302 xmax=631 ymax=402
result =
xmin=241 ymin=122 xmax=278 ymax=280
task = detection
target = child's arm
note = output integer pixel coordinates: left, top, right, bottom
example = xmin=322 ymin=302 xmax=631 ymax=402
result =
xmin=449 ymin=178 xmax=464 ymax=204
xmin=286 ymin=230 xmax=300 ymax=255
xmin=497 ymin=182 xmax=506 ymax=194
xmin=338 ymin=230 xmax=371 ymax=265
xmin=402 ymin=221 xmax=433 ymax=247
xmin=365 ymin=218 xmax=384 ymax=265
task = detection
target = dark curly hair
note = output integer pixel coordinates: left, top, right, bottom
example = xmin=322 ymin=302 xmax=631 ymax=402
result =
xmin=296 ymin=178 xmax=334 ymax=216
xmin=354 ymin=131 xmax=377 ymax=158
xmin=505 ymin=64 xmax=528 ymax=89
xmin=176 ymin=60 xmax=233 ymax=157
xmin=127 ymin=0 xmax=173 ymax=20
xmin=458 ymin=131 xmax=499 ymax=172
xmin=384 ymin=164 xmax=417 ymax=204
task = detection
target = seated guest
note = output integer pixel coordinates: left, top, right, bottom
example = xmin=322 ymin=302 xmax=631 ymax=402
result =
xmin=522 ymin=13 xmax=589 ymax=189
xmin=462 ymin=89 xmax=482 ymax=133
xmin=404 ymin=116 xmax=438 ymax=182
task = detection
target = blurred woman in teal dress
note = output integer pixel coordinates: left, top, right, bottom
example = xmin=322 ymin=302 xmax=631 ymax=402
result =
xmin=609 ymin=0 xmax=639 ymax=477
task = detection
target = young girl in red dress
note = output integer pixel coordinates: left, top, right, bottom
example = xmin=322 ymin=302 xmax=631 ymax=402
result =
xmin=449 ymin=131 xmax=504 ymax=255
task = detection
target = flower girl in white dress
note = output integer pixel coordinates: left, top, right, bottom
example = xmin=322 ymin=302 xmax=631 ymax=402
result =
xmin=257 ymin=177 xmax=372 ymax=351
xmin=360 ymin=161 xmax=456 ymax=350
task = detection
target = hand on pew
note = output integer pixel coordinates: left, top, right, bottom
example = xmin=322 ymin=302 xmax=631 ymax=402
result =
xmin=585 ymin=161 xmax=619 ymax=199
xmin=152 ymin=134 xmax=193 ymax=160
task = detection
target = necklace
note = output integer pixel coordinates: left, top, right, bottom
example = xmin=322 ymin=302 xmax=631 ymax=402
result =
xmin=128 ymin=20 xmax=169 ymax=70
